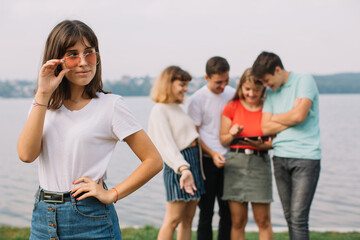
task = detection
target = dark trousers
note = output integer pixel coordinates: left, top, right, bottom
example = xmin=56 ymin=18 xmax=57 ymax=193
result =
xmin=273 ymin=156 xmax=320 ymax=240
xmin=197 ymin=155 xmax=231 ymax=240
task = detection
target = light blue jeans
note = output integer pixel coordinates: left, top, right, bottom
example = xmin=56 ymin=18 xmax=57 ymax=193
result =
xmin=273 ymin=157 xmax=320 ymax=240
xmin=30 ymin=188 xmax=122 ymax=240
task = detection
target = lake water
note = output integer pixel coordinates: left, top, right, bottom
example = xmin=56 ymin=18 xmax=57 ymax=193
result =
xmin=0 ymin=95 xmax=359 ymax=232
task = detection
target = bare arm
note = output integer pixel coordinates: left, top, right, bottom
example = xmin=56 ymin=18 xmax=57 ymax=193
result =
xmin=72 ymin=130 xmax=163 ymax=204
xmin=261 ymin=112 xmax=289 ymax=136
xmin=219 ymin=115 xmax=243 ymax=147
xmin=17 ymin=60 xmax=69 ymax=163
xmin=220 ymin=114 xmax=272 ymax=150
xmin=240 ymin=137 xmax=273 ymax=150
xmin=262 ymin=98 xmax=312 ymax=136
xmin=114 ymin=130 xmax=163 ymax=199
xmin=270 ymin=98 xmax=312 ymax=126
xmin=196 ymin=126 xmax=227 ymax=168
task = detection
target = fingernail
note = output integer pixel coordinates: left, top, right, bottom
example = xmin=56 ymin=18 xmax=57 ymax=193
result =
xmin=61 ymin=59 xmax=66 ymax=62
xmin=76 ymin=198 xmax=79 ymax=200
xmin=72 ymin=181 xmax=75 ymax=184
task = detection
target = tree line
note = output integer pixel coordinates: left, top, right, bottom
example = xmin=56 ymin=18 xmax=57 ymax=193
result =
xmin=1 ymin=73 xmax=359 ymax=98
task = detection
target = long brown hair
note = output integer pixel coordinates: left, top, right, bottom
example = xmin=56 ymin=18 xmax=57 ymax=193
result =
xmin=150 ymin=66 xmax=192 ymax=103
xmin=231 ymin=68 xmax=265 ymax=102
xmin=42 ymin=20 xmax=108 ymax=109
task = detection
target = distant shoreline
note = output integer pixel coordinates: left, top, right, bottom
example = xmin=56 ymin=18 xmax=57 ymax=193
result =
xmin=1 ymin=72 xmax=359 ymax=97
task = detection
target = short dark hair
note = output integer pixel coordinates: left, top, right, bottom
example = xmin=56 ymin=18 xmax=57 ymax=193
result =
xmin=251 ymin=51 xmax=284 ymax=79
xmin=206 ymin=56 xmax=230 ymax=78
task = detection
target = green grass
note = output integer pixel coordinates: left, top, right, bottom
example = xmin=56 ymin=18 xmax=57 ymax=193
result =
xmin=0 ymin=226 xmax=30 ymax=240
xmin=1 ymin=225 xmax=359 ymax=240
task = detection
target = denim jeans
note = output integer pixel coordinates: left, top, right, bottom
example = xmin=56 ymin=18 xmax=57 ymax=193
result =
xmin=197 ymin=156 xmax=231 ymax=240
xmin=30 ymin=188 xmax=122 ymax=240
xmin=273 ymin=156 xmax=320 ymax=240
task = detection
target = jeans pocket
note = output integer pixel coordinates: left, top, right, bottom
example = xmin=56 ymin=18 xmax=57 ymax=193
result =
xmin=72 ymin=197 xmax=108 ymax=219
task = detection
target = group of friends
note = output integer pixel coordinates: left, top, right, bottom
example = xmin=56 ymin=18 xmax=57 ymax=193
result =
xmin=17 ymin=19 xmax=321 ymax=240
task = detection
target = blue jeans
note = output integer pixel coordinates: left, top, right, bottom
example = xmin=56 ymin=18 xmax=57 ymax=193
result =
xmin=273 ymin=157 xmax=320 ymax=240
xmin=30 ymin=188 xmax=122 ymax=240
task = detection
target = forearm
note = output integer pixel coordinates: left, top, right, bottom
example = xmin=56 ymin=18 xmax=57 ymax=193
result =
xmin=219 ymin=116 xmax=241 ymax=147
xmin=17 ymin=95 xmax=50 ymax=162
xmin=118 ymin=130 xmax=163 ymax=199
xmin=262 ymin=120 xmax=288 ymax=135
xmin=219 ymin=132 xmax=235 ymax=147
xmin=262 ymin=112 xmax=289 ymax=136
xmin=114 ymin=155 xmax=163 ymax=200
xmin=270 ymin=98 xmax=312 ymax=126
xmin=270 ymin=110 xmax=301 ymax=126
xmin=257 ymin=141 xmax=273 ymax=150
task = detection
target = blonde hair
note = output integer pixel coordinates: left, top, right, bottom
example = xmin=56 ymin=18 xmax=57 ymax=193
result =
xmin=151 ymin=66 xmax=192 ymax=103
xmin=231 ymin=68 xmax=265 ymax=102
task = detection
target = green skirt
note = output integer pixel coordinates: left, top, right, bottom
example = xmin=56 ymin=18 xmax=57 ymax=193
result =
xmin=222 ymin=151 xmax=273 ymax=203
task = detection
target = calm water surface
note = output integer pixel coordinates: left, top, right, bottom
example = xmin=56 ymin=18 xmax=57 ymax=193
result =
xmin=0 ymin=95 xmax=359 ymax=231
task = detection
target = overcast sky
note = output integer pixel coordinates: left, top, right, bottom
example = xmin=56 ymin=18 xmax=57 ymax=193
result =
xmin=1 ymin=0 xmax=359 ymax=81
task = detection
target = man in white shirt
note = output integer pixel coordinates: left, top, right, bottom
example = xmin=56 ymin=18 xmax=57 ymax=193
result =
xmin=188 ymin=56 xmax=235 ymax=240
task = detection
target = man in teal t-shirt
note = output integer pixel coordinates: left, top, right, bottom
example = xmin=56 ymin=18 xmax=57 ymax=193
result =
xmin=251 ymin=51 xmax=321 ymax=240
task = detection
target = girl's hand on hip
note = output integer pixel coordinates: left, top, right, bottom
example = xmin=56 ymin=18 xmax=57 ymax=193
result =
xmin=71 ymin=177 xmax=116 ymax=204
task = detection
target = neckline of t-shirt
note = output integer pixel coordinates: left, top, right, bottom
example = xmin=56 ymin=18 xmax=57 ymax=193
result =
xmin=205 ymin=85 xmax=229 ymax=97
xmin=239 ymin=99 xmax=262 ymax=113
xmin=61 ymin=97 xmax=95 ymax=113
xmin=281 ymin=71 xmax=294 ymax=89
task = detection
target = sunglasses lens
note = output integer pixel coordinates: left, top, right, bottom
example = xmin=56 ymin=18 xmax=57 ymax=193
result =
xmin=63 ymin=52 xmax=98 ymax=68
xmin=64 ymin=56 xmax=80 ymax=69
xmin=85 ymin=52 xmax=98 ymax=65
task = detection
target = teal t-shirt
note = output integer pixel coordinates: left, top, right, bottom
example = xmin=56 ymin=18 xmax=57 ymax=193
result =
xmin=263 ymin=72 xmax=321 ymax=160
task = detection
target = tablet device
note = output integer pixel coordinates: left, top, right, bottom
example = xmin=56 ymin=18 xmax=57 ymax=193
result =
xmin=230 ymin=136 xmax=269 ymax=145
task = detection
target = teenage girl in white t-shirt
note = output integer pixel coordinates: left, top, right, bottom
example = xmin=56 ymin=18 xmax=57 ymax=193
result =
xmin=17 ymin=20 xmax=163 ymax=240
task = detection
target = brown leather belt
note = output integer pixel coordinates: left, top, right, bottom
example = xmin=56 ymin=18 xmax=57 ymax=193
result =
xmin=189 ymin=139 xmax=198 ymax=148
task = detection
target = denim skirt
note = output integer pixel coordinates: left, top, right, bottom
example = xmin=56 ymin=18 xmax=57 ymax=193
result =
xmin=222 ymin=151 xmax=273 ymax=203
xmin=163 ymin=146 xmax=205 ymax=202
xmin=30 ymin=188 xmax=122 ymax=240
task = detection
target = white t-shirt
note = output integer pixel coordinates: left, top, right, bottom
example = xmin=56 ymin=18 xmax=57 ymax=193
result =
xmin=38 ymin=93 xmax=142 ymax=192
xmin=187 ymin=85 xmax=235 ymax=156
xmin=148 ymin=103 xmax=199 ymax=173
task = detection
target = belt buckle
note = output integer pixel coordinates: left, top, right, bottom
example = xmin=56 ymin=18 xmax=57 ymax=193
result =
xmin=245 ymin=149 xmax=254 ymax=155
xmin=43 ymin=191 xmax=64 ymax=203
